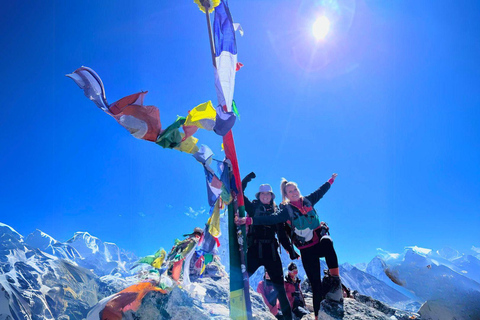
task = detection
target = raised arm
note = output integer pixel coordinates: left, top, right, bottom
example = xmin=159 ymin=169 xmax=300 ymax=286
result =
xmin=242 ymin=171 xmax=256 ymax=191
xmin=242 ymin=172 xmax=256 ymax=214
xmin=305 ymin=173 xmax=337 ymax=206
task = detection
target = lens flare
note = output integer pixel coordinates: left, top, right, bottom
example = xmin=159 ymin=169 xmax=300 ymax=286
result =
xmin=313 ymin=16 xmax=331 ymax=40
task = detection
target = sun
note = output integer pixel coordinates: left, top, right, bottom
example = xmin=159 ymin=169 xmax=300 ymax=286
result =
xmin=313 ymin=16 xmax=331 ymax=40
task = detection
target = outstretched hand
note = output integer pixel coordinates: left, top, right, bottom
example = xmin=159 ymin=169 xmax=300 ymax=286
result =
xmin=235 ymin=216 xmax=252 ymax=226
xmin=328 ymin=173 xmax=338 ymax=185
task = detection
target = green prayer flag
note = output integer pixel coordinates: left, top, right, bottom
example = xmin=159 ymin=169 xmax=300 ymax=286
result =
xmin=156 ymin=117 xmax=186 ymax=148
xmin=232 ymin=100 xmax=239 ymax=118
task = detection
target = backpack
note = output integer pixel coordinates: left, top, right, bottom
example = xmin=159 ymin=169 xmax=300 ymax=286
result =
xmin=284 ymin=199 xmax=329 ymax=249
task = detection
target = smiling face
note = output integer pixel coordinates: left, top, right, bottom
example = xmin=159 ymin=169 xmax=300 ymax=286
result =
xmin=259 ymin=192 xmax=272 ymax=205
xmin=285 ymin=184 xmax=301 ymax=202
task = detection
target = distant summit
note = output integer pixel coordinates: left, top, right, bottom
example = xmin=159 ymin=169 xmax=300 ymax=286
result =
xmin=66 ymin=231 xmax=136 ymax=276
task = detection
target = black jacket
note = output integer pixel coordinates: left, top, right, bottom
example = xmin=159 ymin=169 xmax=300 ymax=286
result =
xmin=242 ymin=179 xmax=293 ymax=255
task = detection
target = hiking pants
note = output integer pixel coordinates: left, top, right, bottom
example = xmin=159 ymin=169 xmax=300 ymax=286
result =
xmin=300 ymin=235 xmax=338 ymax=316
xmin=247 ymin=245 xmax=293 ymax=320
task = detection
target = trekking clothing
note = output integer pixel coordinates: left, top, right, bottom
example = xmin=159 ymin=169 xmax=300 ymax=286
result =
xmin=251 ymin=182 xmax=331 ymax=250
xmin=243 ymin=175 xmax=294 ymax=320
xmin=300 ymin=235 xmax=339 ymax=315
xmin=284 ymin=274 xmax=309 ymax=318
xmin=250 ymin=179 xmax=341 ymax=317
xmin=257 ymin=280 xmax=281 ymax=316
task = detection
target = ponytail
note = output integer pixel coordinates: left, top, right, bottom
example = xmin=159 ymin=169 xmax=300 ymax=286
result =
xmin=280 ymin=178 xmax=301 ymax=204
xmin=280 ymin=178 xmax=289 ymax=204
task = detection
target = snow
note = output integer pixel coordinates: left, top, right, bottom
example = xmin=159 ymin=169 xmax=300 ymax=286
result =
xmin=2 ymin=220 xmax=480 ymax=319
xmin=376 ymin=248 xmax=401 ymax=260
xmin=0 ymin=222 xmax=23 ymax=241
xmin=405 ymin=246 xmax=432 ymax=256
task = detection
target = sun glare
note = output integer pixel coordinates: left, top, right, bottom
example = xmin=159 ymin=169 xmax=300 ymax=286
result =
xmin=313 ymin=16 xmax=331 ymax=40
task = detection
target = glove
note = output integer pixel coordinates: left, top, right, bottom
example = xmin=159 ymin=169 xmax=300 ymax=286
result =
xmin=246 ymin=172 xmax=256 ymax=180
xmin=328 ymin=173 xmax=337 ymax=185
xmin=319 ymin=221 xmax=329 ymax=237
xmin=242 ymin=172 xmax=256 ymax=191
xmin=289 ymin=250 xmax=300 ymax=260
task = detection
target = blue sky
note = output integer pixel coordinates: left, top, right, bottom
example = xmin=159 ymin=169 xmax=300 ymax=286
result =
xmin=1 ymin=0 xmax=479 ymax=265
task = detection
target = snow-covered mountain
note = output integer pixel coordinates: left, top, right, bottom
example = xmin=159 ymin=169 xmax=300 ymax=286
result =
xmin=353 ymin=262 xmax=367 ymax=271
xmin=24 ymin=228 xmax=137 ymax=277
xmin=3 ymin=221 xmax=480 ymax=319
xmin=0 ymin=223 xmax=107 ymax=319
xmin=66 ymin=231 xmax=136 ymax=276
xmin=339 ymin=265 xmax=420 ymax=311
xmin=376 ymin=246 xmax=480 ymax=319
xmin=436 ymin=246 xmax=462 ymax=261
xmin=450 ymin=254 xmax=480 ymax=284
xmin=365 ymin=256 xmax=422 ymax=303
xmin=25 ymin=229 xmax=81 ymax=260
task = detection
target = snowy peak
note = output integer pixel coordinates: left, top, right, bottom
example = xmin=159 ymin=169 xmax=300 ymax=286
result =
xmin=0 ymin=222 xmax=23 ymax=242
xmin=366 ymin=256 xmax=387 ymax=275
xmin=354 ymin=262 xmax=367 ymax=271
xmin=0 ymin=224 xmax=137 ymax=277
xmin=25 ymin=229 xmax=58 ymax=248
xmin=341 ymin=262 xmax=354 ymax=271
xmin=403 ymin=248 xmax=430 ymax=266
xmin=25 ymin=229 xmax=81 ymax=261
xmin=436 ymin=246 xmax=462 ymax=261
xmin=67 ymin=231 xmax=104 ymax=257
xmin=65 ymin=231 xmax=136 ymax=276
xmin=404 ymin=246 xmax=432 ymax=257
xmin=374 ymin=245 xmax=480 ymax=319
xmin=339 ymin=264 xmax=413 ymax=309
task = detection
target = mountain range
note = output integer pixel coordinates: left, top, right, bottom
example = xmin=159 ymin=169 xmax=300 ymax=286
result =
xmin=1 ymin=221 xmax=479 ymax=319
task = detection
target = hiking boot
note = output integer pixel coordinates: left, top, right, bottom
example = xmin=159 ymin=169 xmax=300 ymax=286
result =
xmin=323 ymin=275 xmax=343 ymax=302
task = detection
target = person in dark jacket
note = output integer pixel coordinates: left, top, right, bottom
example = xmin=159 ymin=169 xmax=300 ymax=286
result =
xmin=236 ymin=173 xmax=341 ymax=320
xmin=284 ymin=262 xmax=309 ymax=319
xmin=242 ymin=172 xmax=297 ymax=320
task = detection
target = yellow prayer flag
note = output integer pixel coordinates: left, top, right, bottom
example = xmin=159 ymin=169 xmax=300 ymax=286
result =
xmin=184 ymin=101 xmax=216 ymax=130
xmin=193 ymin=0 xmax=220 ymax=13
xmin=208 ymin=199 xmax=222 ymax=238
xmin=174 ymin=134 xmax=199 ymax=154
xmin=151 ymin=249 xmax=166 ymax=269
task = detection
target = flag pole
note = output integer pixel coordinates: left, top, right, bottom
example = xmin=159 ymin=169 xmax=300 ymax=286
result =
xmin=200 ymin=1 xmax=252 ymax=319
xmin=204 ymin=7 xmax=217 ymax=69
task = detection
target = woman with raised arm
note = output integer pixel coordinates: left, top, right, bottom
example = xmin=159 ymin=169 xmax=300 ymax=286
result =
xmin=241 ymin=172 xmax=297 ymax=320
xmin=236 ymin=173 xmax=341 ymax=320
